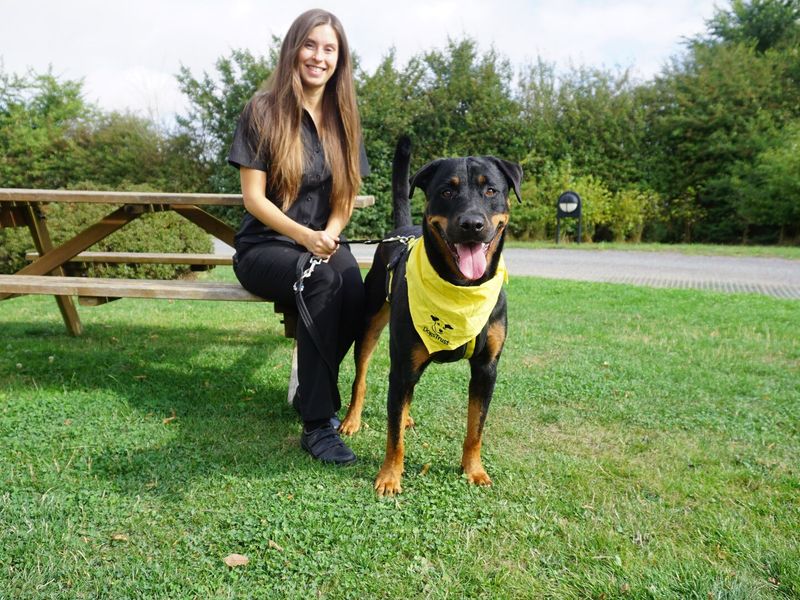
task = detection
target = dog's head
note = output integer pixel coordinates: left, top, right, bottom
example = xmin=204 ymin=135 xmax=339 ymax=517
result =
xmin=410 ymin=156 xmax=522 ymax=285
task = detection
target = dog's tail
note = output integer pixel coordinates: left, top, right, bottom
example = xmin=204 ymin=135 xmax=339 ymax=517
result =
xmin=392 ymin=136 xmax=413 ymax=229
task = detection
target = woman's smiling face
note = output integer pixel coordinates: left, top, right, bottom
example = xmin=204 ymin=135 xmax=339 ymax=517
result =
xmin=297 ymin=24 xmax=339 ymax=92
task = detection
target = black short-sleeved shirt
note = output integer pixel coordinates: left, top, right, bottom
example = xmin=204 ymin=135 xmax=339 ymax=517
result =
xmin=227 ymin=102 xmax=370 ymax=247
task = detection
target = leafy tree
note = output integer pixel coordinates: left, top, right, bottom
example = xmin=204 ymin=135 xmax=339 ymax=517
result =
xmin=410 ymin=39 xmax=526 ymax=163
xmin=350 ymin=50 xmax=425 ymax=236
xmin=518 ymin=61 xmax=650 ymax=189
xmin=648 ymin=42 xmax=790 ymax=242
xmin=175 ymin=47 xmax=277 ymax=195
xmin=0 ymin=69 xmax=93 ymax=189
xmin=730 ymin=121 xmax=800 ymax=242
xmin=704 ymin=0 xmax=800 ymax=52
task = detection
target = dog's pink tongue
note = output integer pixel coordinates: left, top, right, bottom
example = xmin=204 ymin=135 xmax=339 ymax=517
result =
xmin=456 ymin=243 xmax=487 ymax=280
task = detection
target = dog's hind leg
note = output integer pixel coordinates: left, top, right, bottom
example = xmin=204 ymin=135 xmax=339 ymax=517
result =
xmin=340 ymin=302 xmax=389 ymax=435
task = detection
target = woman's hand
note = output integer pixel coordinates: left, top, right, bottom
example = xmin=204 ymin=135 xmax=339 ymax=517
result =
xmin=302 ymin=229 xmax=338 ymax=259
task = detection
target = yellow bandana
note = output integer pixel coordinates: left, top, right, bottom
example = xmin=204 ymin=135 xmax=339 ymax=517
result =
xmin=405 ymin=238 xmax=507 ymax=356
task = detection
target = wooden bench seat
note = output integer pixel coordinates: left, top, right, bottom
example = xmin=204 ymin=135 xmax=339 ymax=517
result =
xmin=0 ymin=274 xmax=261 ymax=301
xmin=0 ymin=274 xmax=299 ymax=337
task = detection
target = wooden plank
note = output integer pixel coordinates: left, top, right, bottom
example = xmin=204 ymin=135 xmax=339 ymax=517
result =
xmin=0 ymin=188 xmax=375 ymax=208
xmin=0 ymin=275 xmax=265 ymax=302
xmin=26 ymin=251 xmax=234 ymax=266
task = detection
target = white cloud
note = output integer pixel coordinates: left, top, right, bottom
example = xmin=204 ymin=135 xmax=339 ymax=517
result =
xmin=0 ymin=0 xmax=720 ymax=118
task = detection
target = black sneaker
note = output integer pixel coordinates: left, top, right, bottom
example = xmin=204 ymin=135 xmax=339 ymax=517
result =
xmin=301 ymin=423 xmax=357 ymax=465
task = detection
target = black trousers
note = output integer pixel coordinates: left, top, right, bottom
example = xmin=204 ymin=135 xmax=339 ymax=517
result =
xmin=233 ymin=240 xmax=365 ymax=421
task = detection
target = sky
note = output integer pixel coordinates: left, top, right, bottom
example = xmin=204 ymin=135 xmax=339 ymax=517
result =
xmin=0 ymin=0 xmax=721 ymax=123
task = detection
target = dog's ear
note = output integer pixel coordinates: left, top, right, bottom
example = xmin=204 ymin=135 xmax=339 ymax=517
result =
xmin=487 ymin=158 xmax=523 ymax=203
xmin=409 ymin=159 xmax=443 ymax=199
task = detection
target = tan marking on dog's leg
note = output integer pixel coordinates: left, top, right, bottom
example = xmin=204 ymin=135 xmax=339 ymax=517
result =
xmin=340 ymin=303 xmax=390 ymax=435
xmin=375 ymin=399 xmax=411 ymax=496
xmin=402 ymin=344 xmax=429 ymax=430
xmin=485 ymin=320 xmax=507 ymax=362
xmin=461 ymin=395 xmax=492 ymax=486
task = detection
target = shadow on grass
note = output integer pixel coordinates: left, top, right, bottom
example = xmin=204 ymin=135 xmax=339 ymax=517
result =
xmin=1 ymin=317 xmax=361 ymax=499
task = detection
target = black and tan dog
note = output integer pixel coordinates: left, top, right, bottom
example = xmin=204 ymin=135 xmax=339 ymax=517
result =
xmin=340 ymin=137 xmax=522 ymax=495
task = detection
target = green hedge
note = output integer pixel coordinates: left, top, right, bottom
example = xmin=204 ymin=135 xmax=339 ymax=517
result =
xmin=509 ymin=160 xmax=662 ymax=243
xmin=0 ymin=202 xmax=213 ymax=278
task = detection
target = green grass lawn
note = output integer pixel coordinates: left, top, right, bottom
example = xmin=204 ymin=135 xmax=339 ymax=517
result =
xmin=1 ymin=268 xmax=798 ymax=599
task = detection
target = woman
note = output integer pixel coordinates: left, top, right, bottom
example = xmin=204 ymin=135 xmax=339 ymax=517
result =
xmin=228 ymin=9 xmax=368 ymax=465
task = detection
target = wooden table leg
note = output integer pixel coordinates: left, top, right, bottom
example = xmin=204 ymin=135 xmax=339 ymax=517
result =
xmin=172 ymin=205 xmax=236 ymax=247
xmin=23 ymin=204 xmax=82 ymax=336
xmin=2 ymin=204 xmax=144 ymax=335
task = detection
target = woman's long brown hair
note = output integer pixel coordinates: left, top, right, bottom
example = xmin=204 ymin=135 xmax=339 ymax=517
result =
xmin=248 ymin=9 xmax=362 ymax=217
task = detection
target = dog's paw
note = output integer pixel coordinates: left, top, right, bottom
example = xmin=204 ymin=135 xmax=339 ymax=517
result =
xmin=338 ymin=415 xmax=361 ymax=436
xmin=464 ymin=468 xmax=493 ymax=487
xmin=404 ymin=414 xmax=415 ymax=429
xmin=374 ymin=469 xmax=403 ymax=496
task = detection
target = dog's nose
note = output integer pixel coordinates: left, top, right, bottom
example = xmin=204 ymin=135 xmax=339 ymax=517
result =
xmin=458 ymin=215 xmax=485 ymax=232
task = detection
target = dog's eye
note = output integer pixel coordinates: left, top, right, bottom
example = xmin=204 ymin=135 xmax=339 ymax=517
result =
xmin=441 ymin=189 xmax=453 ymax=199
xmin=485 ymin=188 xmax=498 ymax=198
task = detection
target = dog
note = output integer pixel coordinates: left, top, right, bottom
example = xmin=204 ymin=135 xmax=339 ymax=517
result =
xmin=339 ymin=137 xmax=522 ymax=495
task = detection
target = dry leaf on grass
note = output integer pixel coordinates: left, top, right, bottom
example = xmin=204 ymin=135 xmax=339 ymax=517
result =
xmin=223 ymin=553 xmax=249 ymax=567
xmin=163 ymin=410 xmax=177 ymax=425
xmin=111 ymin=533 xmax=128 ymax=542
xmin=268 ymin=540 xmax=284 ymax=552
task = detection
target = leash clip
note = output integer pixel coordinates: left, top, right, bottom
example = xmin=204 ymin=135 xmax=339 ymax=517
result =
xmin=293 ymin=256 xmax=326 ymax=293
xmin=383 ymin=235 xmax=416 ymax=246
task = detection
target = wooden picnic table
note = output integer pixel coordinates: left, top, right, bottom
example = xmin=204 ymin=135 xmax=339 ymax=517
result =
xmin=0 ymin=188 xmax=375 ymax=337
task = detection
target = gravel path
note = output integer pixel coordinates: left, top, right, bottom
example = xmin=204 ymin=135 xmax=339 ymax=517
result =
xmin=215 ymin=239 xmax=800 ymax=299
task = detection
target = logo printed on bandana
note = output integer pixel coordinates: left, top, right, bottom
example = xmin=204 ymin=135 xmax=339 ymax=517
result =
xmin=422 ymin=315 xmax=454 ymax=346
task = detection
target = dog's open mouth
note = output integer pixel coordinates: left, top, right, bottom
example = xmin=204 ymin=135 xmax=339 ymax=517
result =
xmin=450 ymin=242 xmax=489 ymax=281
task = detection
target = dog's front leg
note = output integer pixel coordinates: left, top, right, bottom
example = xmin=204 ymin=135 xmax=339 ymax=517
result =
xmin=375 ymin=343 xmax=429 ymax=496
xmin=461 ymin=364 xmax=495 ymax=486
xmin=461 ymin=320 xmax=506 ymax=486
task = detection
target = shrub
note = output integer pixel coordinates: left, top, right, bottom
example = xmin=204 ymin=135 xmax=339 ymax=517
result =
xmin=510 ymin=159 xmax=613 ymax=242
xmin=607 ymin=187 xmax=661 ymax=242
